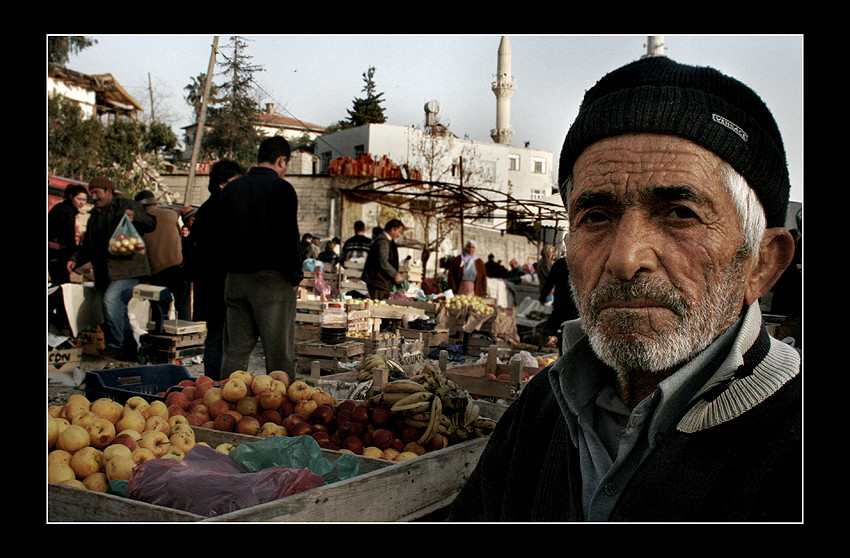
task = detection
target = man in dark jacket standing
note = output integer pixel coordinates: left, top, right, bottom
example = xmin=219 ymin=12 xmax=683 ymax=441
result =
xmin=362 ymin=219 xmax=405 ymax=300
xmin=219 ymin=137 xmax=303 ymax=376
xmin=67 ymin=176 xmax=157 ymax=360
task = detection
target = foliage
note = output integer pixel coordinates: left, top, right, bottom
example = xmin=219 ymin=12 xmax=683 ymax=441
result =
xmin=201 ymin=36 xmax=265 ymax=166
xmin=346 ymin=67 xmax=387 ymax=127
xmin=47 ymin=94 xmax=170 ymax=195
xmin=48 ymin=36 xmax=97 ymax=66
xmin=184 ymin=72 xmax=220 ymax=121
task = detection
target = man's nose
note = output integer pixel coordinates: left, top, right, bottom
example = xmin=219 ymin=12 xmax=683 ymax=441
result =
xmin=604 ymin=212 xmax=659 ymax=281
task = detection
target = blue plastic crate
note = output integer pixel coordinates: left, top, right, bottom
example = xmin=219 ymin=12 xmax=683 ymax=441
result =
xmin=85 ymin=364 xmax=193 ymax=404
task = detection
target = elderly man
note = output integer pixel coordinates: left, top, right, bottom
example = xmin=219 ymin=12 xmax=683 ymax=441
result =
xmin=448 ymin=56 xmax=801 ymax=522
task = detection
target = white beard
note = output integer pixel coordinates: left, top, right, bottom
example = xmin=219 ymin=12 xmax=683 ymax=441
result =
xmin=572 ymin=252 xmax=748 ymax=375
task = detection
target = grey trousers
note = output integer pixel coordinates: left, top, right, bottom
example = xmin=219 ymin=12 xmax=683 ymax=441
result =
xmin=222 ymin=271 xmax=297 ymax=375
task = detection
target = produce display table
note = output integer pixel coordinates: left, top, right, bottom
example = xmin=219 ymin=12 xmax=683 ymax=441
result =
xmin=47 ymin=428 xmax=488 ymax=522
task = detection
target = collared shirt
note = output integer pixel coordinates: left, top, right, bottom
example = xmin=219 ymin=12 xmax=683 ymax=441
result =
xmin=556 ymin=315 xmax=743 ymax=520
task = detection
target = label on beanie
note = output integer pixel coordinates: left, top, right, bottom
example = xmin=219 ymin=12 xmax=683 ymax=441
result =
xmin=712 ymin=114 xmax=748 ymax=142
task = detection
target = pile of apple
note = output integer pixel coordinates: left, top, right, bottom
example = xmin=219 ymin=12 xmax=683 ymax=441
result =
xmin=161 ymin=370 xmax=449 ymax=462
xmin=109 ymin=233 xmax=145 ymax=256
xmin=48 ymin=393 xmax=204 ymax=493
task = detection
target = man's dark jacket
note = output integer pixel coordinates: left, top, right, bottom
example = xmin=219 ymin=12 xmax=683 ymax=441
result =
xmin=218 ymin=167 xmax=303 ymax=286
xmin=362 ymin=233 xmax=399 ymax=294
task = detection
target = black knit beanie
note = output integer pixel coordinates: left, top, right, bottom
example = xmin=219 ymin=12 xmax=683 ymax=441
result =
xmin=558 ymin=56 xmax=791 ymax=228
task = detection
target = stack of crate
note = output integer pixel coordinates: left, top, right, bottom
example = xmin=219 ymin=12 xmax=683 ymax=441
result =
xmin=139 ymin=320 xmax=207 ymax=364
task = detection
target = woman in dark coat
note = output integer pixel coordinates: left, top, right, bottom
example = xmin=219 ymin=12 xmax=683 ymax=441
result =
xmin=48 ymin=184 xmax=89 ymax=285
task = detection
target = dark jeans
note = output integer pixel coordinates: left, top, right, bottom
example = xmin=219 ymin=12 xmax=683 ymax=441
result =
xmin=222 ymin=271 xmax=297 ymax=375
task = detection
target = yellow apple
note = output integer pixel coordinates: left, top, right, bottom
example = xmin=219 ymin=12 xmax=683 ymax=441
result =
xmin=269 ymin=370 xmax=291 ymax=389
xmin=105 ymin=456 xmax=136 ymax=481
xmin=144 ymin=415 xmax=171 ymax=435
xmin=250 ymin=374 xmax=273 ymax=396
xmin=395 ymin=451 xmax=419 ymax=462
xmin=148 ymin=400 xmax=169 ymax=420
xmin=62 ymin=479 xmax=87 ymax=489
xmin=54 ymin=417 xmax=71 ymax=437
xmin=90 ymin=398 xmax=123 ymax=424
xmin=382 ymin=448 xmax=401 ymax=461
xmin=222 ymin=377 xmax=248 ymax=402
xmin=169 ymin=431 xmax=195 ymax=454
xmin=229 ymin=370 xmax=253 ymax=385
xmin=48 ymin=416 xmax=60 ymax=448
xmin=124 ymin=396 xmax=151 ymax=419
xmin=168 ymin=414 xmax=189 ymax=429
xmin=48 ymin=405 xmax=63 ymax=418
xmin=102 ymin=443 xmax=133 ymax=464
xmin=203 ymin=386 xmax=224 ymax=407
xmin=162 ymin=446 xmax=185 ymax=461
xmin=48 ymin=462 xmax=76 ymax=484
xmin=288 ymin=380 xmax=314 ymax=402
xmin=170 ymin=422 xmax=194 ymax=437
xmin=362 ymin=446 xmax=384 ymax=458
xmin=259 ymin=422 xmax=285 ymax=437
xmin=57 ymin=424 xmax=91 ymax=452
xmin=294 ymin=399 xmax=318 ymax=418
xmin=71 ymin=411 xmax=100 ymax=430
xmin=215 ymin=443 xmax=235 ymax=454
xmin=132 ymin=447 xmax=156 ymax=464
xmin=83 ymin=472 xmax=109 ymax=492
xmin=270 ymin=379 xmax=288 ymax=394
xmin=86 ymin=417 xmax=116 ymax=449
xmin=115 ymin=409 xmax=146 ymax=434
xmin=310 ymin=390 xmax=334 ymax=406
xmin=138 ymin=430 xmax=170 ymax=458
xmin=70 ymin=446 xmax=103 ymax=479
xmin=48 ymin=449 xmax=73 ymax=467
xmin=61 ymin=394 xmax=91 ymax=422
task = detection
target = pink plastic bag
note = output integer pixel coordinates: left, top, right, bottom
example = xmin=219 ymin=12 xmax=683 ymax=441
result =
xmin=127 ymin=444 xmax=325 ymax=517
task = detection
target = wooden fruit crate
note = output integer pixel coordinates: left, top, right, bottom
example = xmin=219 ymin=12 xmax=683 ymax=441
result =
xmin=440 ymin=346 xmax=539 ymax=401
xmin=139 ymin=332 xmax=206 ymax=365
xmin=47 ymin=427 xmax=490 ymax=522
xmin=397 ymin=327 xmax=449 ymax=348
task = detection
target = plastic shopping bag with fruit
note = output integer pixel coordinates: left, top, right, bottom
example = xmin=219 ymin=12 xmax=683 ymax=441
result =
xmin=108 ymin=213 xmax=146 ymax=257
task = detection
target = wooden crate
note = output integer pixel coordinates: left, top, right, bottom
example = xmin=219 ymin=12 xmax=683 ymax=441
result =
xmin=440 ymin=346 xmax=539 ymax=400
xmin=140 ymin=332 xmax=206 ymax=365
xmin=397 ymin=327 xmax=449 ymax=348
xmin=47 ymin=427 xmax=489 ymax=522
xmin=295 ymin=340 xmax=365 ymax=374
xmin=48 ymin=347 xmax=82 ymax=374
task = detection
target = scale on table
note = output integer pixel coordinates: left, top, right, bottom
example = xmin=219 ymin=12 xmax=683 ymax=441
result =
xmin=132 ymin=284 xmax=204 ymax=335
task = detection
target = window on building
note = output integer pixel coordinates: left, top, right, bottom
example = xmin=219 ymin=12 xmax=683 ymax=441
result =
xmin=531 ymin=189 xmax=544 ymax=200
xmin=508 ymin=154 xmax=520 ymax=171
xmin=320 ymin=151 xmax=332 ymax=173
xmin=354 ymin=145 xmax=365 ymax=158
xmin=532 ymin=157 xmax=547 ymax=174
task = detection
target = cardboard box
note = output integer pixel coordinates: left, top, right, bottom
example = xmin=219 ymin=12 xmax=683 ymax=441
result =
xmin=48 ymin=347 xmax=82 ymax=374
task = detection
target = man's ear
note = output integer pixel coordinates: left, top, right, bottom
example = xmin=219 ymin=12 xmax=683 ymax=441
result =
xmin=744 ymin=227 xmax=796 ymax=305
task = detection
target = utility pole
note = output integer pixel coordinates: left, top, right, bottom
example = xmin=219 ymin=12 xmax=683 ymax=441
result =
xmin=184 ymin=36 xmax=219 ymax=207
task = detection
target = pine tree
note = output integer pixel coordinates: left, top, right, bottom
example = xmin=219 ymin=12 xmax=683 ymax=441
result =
xmin=346 ymin=67 xmax=387 ymax=127
xmin=203 ymin=36 xmax=265 ymax=165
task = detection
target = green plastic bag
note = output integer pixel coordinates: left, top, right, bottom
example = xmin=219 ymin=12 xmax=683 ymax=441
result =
xmin=228 ymin=435 xmax=359 ymax=483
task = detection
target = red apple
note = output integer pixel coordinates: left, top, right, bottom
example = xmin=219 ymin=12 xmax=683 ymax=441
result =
xmin=195 ymin=375 xmax=214 ymax=386
xmin=311 ymin=431 xmax=330 ymax=444
xmin=335 ymin=409 xmax=352 ymax=425
xmin=167 ymin=404 xmax=187 ymax=418
xmin=269 ymin=370 xmax=291 ymax=389
xmin=165 ymin=391 xmax=190 ymax=411
xmin=400 ymin=426 xmax=421 ymax=444
xmin=177 ymin=379 xmax=195 ymax=388
xmin=194 ymin=382 xmax=214 ymax=401
xmin=209 ymin=399 xmax=231 ymax=419
xmin=236 ymin=416 xmax=261 ymax=436
xmin=312 ymin=404 xmax=335 ymax=425
xmin=111 ymin=433 xmax=138 ymax=452
xmin=187 ymin=413 xmax=206 ymax=427
xmin=282 ymin=413 xmax=307 ymax=433
xmin=260 ymin=408 xmax=282 ymax=425
xmin=337 ymin=400 xmax=357 ymax=413
xmin=279 ymin=398 xmax=294 ymax=418
xmin=372 ymin=428 xmax=394 ymax=450
xmin=484 ymin=373 xmax=497 ymax=379
xmin=371 ymin=407 xmax=391 ymax=426
xmin=343 ymin=436 xmax=364 ymax=455
xmin=424 ymin=432 xmax=448 ymax=452
xmin=213 ymin=413 xmax=237 ymax=432
xmin=182 ymin=386 xmax=197 ymax=401
xmin=290 ymin=422 xmax=313 ymax=436
xmin=391 ymin=438 xmax=405 ymax=452
xmin=350 ymin=404 xmax=371 ymax=423
xmin=496 ymin=373 xmax=511 ymax=381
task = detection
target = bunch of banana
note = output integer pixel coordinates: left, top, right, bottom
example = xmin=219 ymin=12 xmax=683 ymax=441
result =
xmin=355 ymin=353 xmax=408 ymax=381
xmin=371 ymin=361 xmax=496 ymax=446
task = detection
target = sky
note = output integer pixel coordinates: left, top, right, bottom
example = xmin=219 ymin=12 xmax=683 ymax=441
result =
xmin=64 ymin=34 xmax=803 ymax=202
